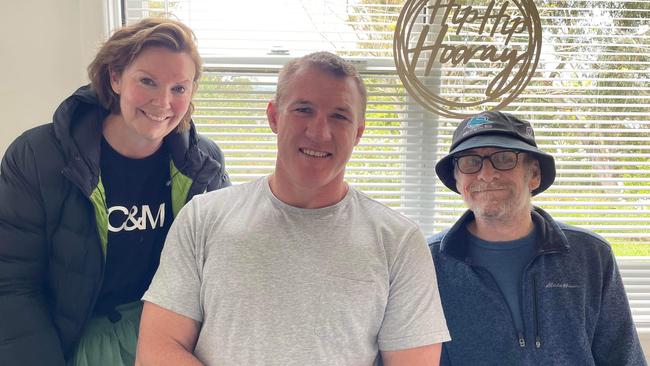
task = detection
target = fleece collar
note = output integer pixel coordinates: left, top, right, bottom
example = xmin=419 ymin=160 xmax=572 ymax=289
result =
xmin=439 ymin=206 xmax=569 ymax=262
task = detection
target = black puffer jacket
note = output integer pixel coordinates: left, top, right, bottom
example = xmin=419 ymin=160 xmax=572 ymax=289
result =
xmin=0 ymin=85 xmax=230 ymax=365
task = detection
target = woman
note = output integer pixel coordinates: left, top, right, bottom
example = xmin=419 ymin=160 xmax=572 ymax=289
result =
xmin=0 ymin=18 xmax=229 ymax=366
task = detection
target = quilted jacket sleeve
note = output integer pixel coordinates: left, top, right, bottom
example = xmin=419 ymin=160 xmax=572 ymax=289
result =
xmin=0 ymin=135 xmax=65 ymax=366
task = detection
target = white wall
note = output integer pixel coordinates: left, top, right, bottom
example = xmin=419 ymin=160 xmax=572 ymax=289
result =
xmin=0 ymin=0 xmax=105 ymax=157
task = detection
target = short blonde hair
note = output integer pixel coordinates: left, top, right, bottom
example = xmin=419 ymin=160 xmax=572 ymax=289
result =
xmin=87 ymin=17 xmax=202 ymax=132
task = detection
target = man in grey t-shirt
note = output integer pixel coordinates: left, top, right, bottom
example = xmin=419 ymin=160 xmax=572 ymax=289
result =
xmin=136 ymin=52 xmax=450 ymax=366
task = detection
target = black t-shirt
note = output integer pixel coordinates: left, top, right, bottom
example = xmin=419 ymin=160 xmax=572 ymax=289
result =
xmin=95 ymin=137 xmax=173 ymax=315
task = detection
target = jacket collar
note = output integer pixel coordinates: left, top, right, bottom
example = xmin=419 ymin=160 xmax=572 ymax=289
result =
xmin=439 ymin=206 xmax=569 ymax=261
xmin=164 ymin=122 xmax=222 ymax=191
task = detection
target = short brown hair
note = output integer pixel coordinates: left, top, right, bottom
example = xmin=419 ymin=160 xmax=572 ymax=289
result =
xmin=88 ymin=17 xmax=201 ymax=132
xmin=274 ymin=52 xmax=367 ymax=114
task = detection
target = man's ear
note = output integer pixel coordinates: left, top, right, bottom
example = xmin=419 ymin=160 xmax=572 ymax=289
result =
xmin=528 ymin=159 xmax=542 ymax=192
xmin=354 ymin=118 xmax=365 ymax=146
xmin=109 ymin=68 xmax=121 ymax=95
xmin=267 ymin=101 xmax=278 ymax=134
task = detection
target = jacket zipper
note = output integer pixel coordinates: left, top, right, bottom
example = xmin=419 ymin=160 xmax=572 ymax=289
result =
xmin=520 ymin=253 xmax=557 ymax=352
xmin=85 ymin=185 xmax=107 ymax=318
xmin=533 ymin=275 xmax=541 ymax=349
xmin=517 ymin=249 xmax=561 ymax=350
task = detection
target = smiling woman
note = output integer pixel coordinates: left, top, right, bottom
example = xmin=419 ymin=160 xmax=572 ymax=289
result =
xmin=104 ymin=46 xmax=196 ymax=158
xmin=0 ymin=17 xmax=230 ymax=366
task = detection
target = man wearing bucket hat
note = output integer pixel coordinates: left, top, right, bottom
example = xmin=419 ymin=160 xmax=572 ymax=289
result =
xmin=429 ymin=111 xmax=646 ymax=365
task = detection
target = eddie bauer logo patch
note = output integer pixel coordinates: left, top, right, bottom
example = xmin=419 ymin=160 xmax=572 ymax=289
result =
xmin=545 ymin=282 xmax=579 ymax=289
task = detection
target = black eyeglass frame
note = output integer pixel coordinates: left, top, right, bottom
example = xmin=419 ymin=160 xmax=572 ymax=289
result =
xmin=452 ymin=150 xmax=523 ymax=174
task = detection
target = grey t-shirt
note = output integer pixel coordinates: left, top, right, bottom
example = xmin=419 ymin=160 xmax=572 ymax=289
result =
xmin=143 ymin=176 xmax=449 ymax=365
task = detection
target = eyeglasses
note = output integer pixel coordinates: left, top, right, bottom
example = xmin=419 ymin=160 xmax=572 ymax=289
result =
xmin=453 ymin=150 xmax=522 ymax=174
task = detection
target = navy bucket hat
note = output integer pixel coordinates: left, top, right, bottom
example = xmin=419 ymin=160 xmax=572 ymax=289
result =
xmin=435 ymin=111 xmax=556 ymax=196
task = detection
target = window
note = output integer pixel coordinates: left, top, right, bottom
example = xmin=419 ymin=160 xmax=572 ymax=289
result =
xmin=121 ymin=0 xmax=650 ymax=328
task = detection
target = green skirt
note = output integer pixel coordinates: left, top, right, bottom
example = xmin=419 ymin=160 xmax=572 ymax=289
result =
xmin=67 ymin=301 xmax=143 ymax=366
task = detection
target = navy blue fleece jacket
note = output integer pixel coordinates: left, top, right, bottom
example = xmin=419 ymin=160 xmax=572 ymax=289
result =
xmin=429 ymin=206 xmax=646 ymax=366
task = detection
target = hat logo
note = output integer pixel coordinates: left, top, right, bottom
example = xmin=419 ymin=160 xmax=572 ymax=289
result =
xmin=467 ymin=115 xmax=491 ymax=128
xmin=460 ymin=115 xmax=495 ymax=137
xmin=525 ymin=126 xmax=533 ymax=136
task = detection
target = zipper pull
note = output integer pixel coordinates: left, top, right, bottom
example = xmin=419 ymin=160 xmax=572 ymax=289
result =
xmin=518 ymin=333 xmax=526 ymax=348
xmin=535 ymin=336 xmax=541 ymax=349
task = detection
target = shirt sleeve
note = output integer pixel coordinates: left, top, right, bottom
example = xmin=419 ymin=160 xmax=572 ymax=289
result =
xmin=377 ymin=227 xmax=451 ymax=351
xmin=142 ymin=197 xmax=204 ymax=322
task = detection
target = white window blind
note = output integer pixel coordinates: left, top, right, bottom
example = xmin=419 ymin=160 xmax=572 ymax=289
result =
xmin=122 ymin=0 xmax=650 ymax=327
